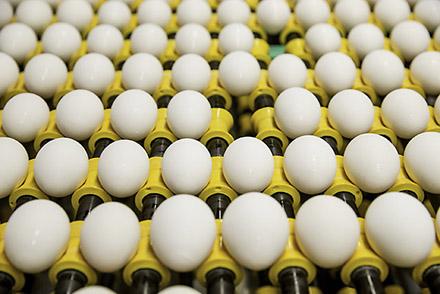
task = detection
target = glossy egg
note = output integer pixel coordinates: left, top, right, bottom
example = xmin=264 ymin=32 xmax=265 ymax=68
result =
xmin=268 ymin=54 xmax=307 ymax=92
xmin=24 ymin=53 xmax=68 ymax=99
xmin=256 ymin=0 xmax=290 ymax=34
xmin=34 ymin=138 xmax=89 ymax=197
xmin=348 ymin=23 xmax=384 ymax=60
xmin=217 ymin=0 xmax=251 ymax=26
xmin=284 ymin=135 xmax=336 ymax=194
xmin=219 ymin=51 xmax=260 ymax=96
xmin=42 ymin=23 xmax=82 ymax=62
xmin=177 ymin=0 xmax=212 ymax=26
xmin=381 ymin=89 xmax=429 ymax=139
xmin=0 ymin=1 xmax=13 ymax=28
xmin=98 ymin=140 xmax=149 ymax=197
xmin=87 ymin=24 xmax=124 ymax=59
xmin=305 ymin=23 xmax=342 ymax=59
xmin=2 ymin=93 xmax=50 ymax=143
xmin=222 ymin=192 xmax=289 ymax=270
xmin=295 ymin=196 xmax=360 ymax=268
xmin=175 ymin=24 xmax=211 ymax=56
xmin=137 ymin=0 xmax=172 ymax=28
xmin=274 ymin=87 xmax=321 ymax=138
xmin=328 ymin=89 xmax=374 ymax=139
xmin=73 ymin=286 xmax=116 ymax=294
xmin=80 ymin=202 xmax=140 ymax=272
xmin=374 ymin=0 xmax=410 ymax=32
xmin=0 ymin=137 xmax=28 ymax=198
xmin=365 ymin=192 xmax=435 ymax=267
xmin=110 ymin=89 xmax=158 ymax=140
xmin=0 ymin=23 xmax=37 ymax=64
xmin=404 ymin=132 xmax=440 ymax=194
xmin=295 ymin=0 xmax=330 ymax=30
xmin=390 ymin=20 xmax=430 ymax=62
xmin=73 ymin=53 xmax=115 ymax=96
xmin=16 ymin=0 xmax=52 ymax=34
xmin=150 ymin=194 xmax=216 ymax=271
xmin=361 ymin=49 xmax=404 ymax=96
xmin=121 ymin=53 xmax=163 ymax=94
xmin=167 ymin=90 xmax=211 ymax=139
xmin=414 ymin=0 xmax=440 ymax=32
xmin=410 ymin=51 xmax=440 ymax=96
xmin=0 ymin=52 xmax=19 ymax=97
xmin=161 ymin=139 xmax=212 ymax=194
xmin=219 ymin=23 xmax=254 ymax=55
xmin=56 ymin=89 xmax=105 ymax=140
xmin=314 ymin=52 xmax=356 ymax=96
xmin=56 ymin=0 xmax=94 ymax=32
xmin=97 ymin=1 xmax=131 ymax=30
xmin=5 ymin=200 xmax=70 ymax=273
xmin=334 ymin=0 xmax=370 ymax=32
xmin=159 ymin=286 xmax=201 ymax=294
xmin=223 ymin=137 xmax=274 ymax=193
xmin=343 ymin=134 xmax=400 ymax=193
xmin=171 ymin=54 xmax=211 ymax=92
xmin=130 ymin=24 xmax=168 ymax=57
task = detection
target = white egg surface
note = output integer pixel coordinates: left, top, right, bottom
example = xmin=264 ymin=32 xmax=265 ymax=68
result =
xmin=121 ymin=53 xmax=164 ymax=94
xmin=171 ymin=54 xmax=211 ymax=92
xmin=268 ymin=54 xmax=307 ymax=93
xmin=0 ymin=52 xmax=19 ymax=97
xmin=0 ymin=137 xmax=29 ymax=198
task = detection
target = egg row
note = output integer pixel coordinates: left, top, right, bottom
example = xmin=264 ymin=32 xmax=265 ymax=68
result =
xmin=3 ymin=190 xmax=437 ymax=287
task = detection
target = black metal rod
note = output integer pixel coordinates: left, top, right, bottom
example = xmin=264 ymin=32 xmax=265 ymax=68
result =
xmin=141 ymin=194 xmax=166 ymax=221
xmin=206 ymin=194 xmax=231 ymax=219
xmin=206 ymin=268 xmax=235 ymax=294
xmin=0 ymin=272 xmax=14 ymax=294
xmin=55 ymin=270 xmax=87 ymax=294
xmin=424 ymin=265 xmax=440 ymax=294
xmin=272 ymin=192 xmax=295 ymax=219
xmin=263 ymin=137 xmax=283 ymax=156
xmin=150 ymin=138 xmax=172 ymax=158
xmin=75 ymin=195 xmax=104 ymax=221
xmin=130 ymin=269 xmax=161 ymax=294
xmin=93 ymin=138 xmax=113 ymax=158
xmin=278 ymin=267 xmax=309 ymax=294
xmin=207 ymin=138 xmax=229 ymax=157
xmin=334 ymin=192 xmax=360 ymax=217
xmin=351 ymin=266 xmax=384 ymax=294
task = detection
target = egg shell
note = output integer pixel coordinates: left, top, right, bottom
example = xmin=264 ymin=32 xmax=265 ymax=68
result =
xmin=56 ymin=0 xmax=94 ymax=31
xmin=348 ymin=23 xmax=384 ymax=60
xmin=295 ymin=0 xmax=330 ymax=30
xmin=0 ymin=52 xmax=19 ymax=97
xmin=130 ymin=24 xmax=168 ymax=57
xmin=256 ymin=0 xmax=291 ymax=34
xmin=171 ymin=54 xmax=211 ymax=92
xmin=121 ymin=53 xmax=164 ymax=94
xmin=175 ymin=23 xmax=211 ymax=56
xmin=0 ymin=138 xmax=29 ymax=198
xmin=217 ymin=0 xmax=250 ymax=26
xmin=268 ymin=54 xmax=307 ymax=92
xmin=41 ymin=23 xmax=82 ymax=62
xmin=86 ymin=24 xmax=124 ymax=59
xmin=0 ymin=23 xmax=37 ymax=63
xmin=305 ymin=23 xmax=341 ymax=59
xmin=137 ymin=0 xmax=172 ymax=28
xmin=97 ymin=1 xmax=131 ymax=30
xmin=410 ymin=51 xmax=440 ymax=96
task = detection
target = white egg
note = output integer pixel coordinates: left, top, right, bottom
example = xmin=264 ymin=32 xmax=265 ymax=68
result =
xmin=365 ymin=192 xmax=435 ymax=267
xmin=0 ymin=52 xmax=19 ymax=97
xmin=348 ymin=23 xmax=384 ymax=60
xmin=56 ymin=90 xmax=104 ymax=140
xmin=80 ymin=202 xmax=140 ymax=272
xmin=171 ymin=54 xmax=211 ymax=92
xmin=122 ymin=53 xmax=163 ymax=94
xmin=305 ymin=23 xmax=342 ymax=60
xmin=410 ymin=51 xmax=440 ymax=96
xmin=435 ymin=26 xmax=440 ymax=47
xmin=222 ymin=192 xmax=289 ymax=270
xmin=34 ymin=138 xmax=89 ymax=197
xmin=295 ymin=0 xmax=330 ymax=30
xmin=295 ymin=196 xmax=360 ymax=268
xmin=0 ymin=1 xmax=13 ymax=28
xmin=435 ymin=96 xmax=440 ymax=124
xmin=256 ymin=0 xmax=290 ymax=34
xmin=328 ymin=89 xmax=374 ymax=139
xmin=0 ymin=138 xmax=28 ymax=198
xmin=218 ymin=23 xmax=254 ymax=55
xmin=284 ymin=135 xmax=336 ymax=194
xmin=86 ymin=24 xmax=124 ymax=59
xmin=5 ymin=200 xmax=70 ymax=273
xmin=390 ymin=20 xmax=430 ymax=62
xmin=334 ymin=0 xmax=370 ymax=32
xmin=24 ymin=53 xmax=68 ymax=99
xmin=0 ymin=23 xmax=37 ymax=64
xmin=404 ymin=132 xmax=440 ymax=193
xmin=98 ymin=1 xmax=131 ymax=30
xmin=314 ymin=52 xmax=356 ymax=96
xmin=56 ymin=0 xmax=94 ymax=32
xmin=175 ymin=24 xmax=211 ymax=56
xmin=381 ymin=89 xmax=429 ymax=139
xmin=361 ymin=50 xmax=404 ymax=96
xmin=217 ymin=0 xmax=251 ymax=26
xmin=274 ymin=87 xmax=321 ymax=139
xmin=177 ymin=0 xmax=212 ymax=26
xmin=130 ymin=24 xmax=168 ymax=57
xmin=159 ymin=286 xmax=201 ymax=294
xmin=42 ymin=23 xmax=82 ymax=62
xmin=219 ymin=51 xmax=260 ymax=96
xmin=150 ymin=194 xmax=216 ymax=272
xmin=73 ymin=53 xmax=115 ymax=96
xmin=2 ymin=93 xmax=50 ymax=143
xmin=268 ymin=54 xmax=307 ymax=93
xmin=137 ymin=0 xmax=172 ymax=28
xmin=343 ymin=134 xmax=400 ymax=193
xmin=161 ymin=139 xmax=212 ymax=194
xmin=414 ymin=0 xmax=440 ymax=32
xmin=110 ymin=89 xmax=158 ymax=140
xmin=73 ymin=286 xmax=116 ymax=294
xmin=98 ymin=140 xmax=149 ymax=197
xmin=16 ymin=0 xmax=52 ymax=34
xmin=223 ymin=137 xmax=274 ymax=193
xmin=167 ymin=90 xmax=211 ymax=139
xmin=374 ymin=0 xmax=410 ymax=32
